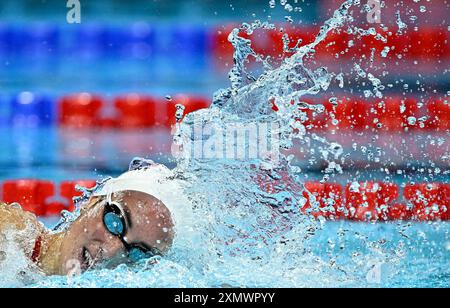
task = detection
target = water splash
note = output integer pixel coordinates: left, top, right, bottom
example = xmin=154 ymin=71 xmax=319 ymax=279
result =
xmin=162 ymin=0 xmax=383 ymax=286
xmin=0 ymin=227 xmax=43 ymax=287
xmin=166 ymin=0 xmax=448 ymax=287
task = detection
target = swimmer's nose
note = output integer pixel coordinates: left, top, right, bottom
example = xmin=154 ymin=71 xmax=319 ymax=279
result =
xmin=99 ymin=235 xmax=126 ymax=260
xmin=85 ymin=221 xmax=128 ymax=263
xmin=86 ymin=221 xmax=124 ymax=257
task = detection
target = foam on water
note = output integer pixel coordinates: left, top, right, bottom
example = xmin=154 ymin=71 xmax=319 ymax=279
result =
xmin=0 ymin=228 xmax=43 ymax=287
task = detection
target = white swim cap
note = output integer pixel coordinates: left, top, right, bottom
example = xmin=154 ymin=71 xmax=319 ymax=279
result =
xmin=93 ymin=164 xmax=193 ymax=234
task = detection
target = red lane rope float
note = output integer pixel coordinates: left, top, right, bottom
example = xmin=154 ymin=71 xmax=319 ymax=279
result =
xmin=370 ymin=97 xmax=418 ymax=131
xmin=211 ymin=25 xmax=450 ymax=65
xmin=345 ymin=182 xmax=399 ymax=222
xmin=404 ymin=183 xmax=450 ymax=221
xmin=255 ymin=175 xmax=449 ymax=221
xmin=1 ymin=180 xmax=55 ymax=216
xmin=57 ymin=93 xmax=211 ymax=129
xmin=386 ymin=203 xmax=413 ymax=221
xmin=428 ymin=98 xmax=450 ymax=131
xmin=6 ymin=92 xmax=444 ymax=132
xmin=59 ymin=93 xmax=104 ymax=129
xmin=166 ymin=95 xmax=211 ymax=127
xmin=45 ymin=201 xmax=67 ymax=217
xmin=295 ymin=96 xmax=449 ymax=133
xmin=0 ymin=179 xmax=97 ymax=216
xmin=0 ymin=179 xmax=448 ymax=221
xmin=409 ymin=26 xmax=448 ymax=60
xmin=334 ymin=98 xmax=368 ymax=131
xmin=114 ymin=94 xmax=159 ymax=129
xmin=302 ymin=182 xmax=345 ymax=220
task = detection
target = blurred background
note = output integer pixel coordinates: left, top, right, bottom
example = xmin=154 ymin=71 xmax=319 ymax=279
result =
xmin=0 ymin=0 xmax=321 ymax=181
xmin=0 ymin=0 xmax=448 ymax=217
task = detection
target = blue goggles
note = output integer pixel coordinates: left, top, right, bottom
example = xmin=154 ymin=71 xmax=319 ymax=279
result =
xmin=103 ymin=200 xmax=160 ymax=262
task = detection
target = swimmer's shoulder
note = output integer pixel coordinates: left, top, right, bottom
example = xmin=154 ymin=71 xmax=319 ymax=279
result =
xmin=0 ymin=202 xmax=45 ymax=234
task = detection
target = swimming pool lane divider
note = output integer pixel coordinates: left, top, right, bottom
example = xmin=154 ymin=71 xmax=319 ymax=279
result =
xmin=1 ymin=179 xmax=97 ymax=217
xmin=4 ymin=92 xmax=211 ymax=129
xmin=0 ymin=179 xmax=448 ymax=221
xmin=3 ymin=92 xmax=449 ymax=132
xmin=0 ymin=23 xmax=447 ymax=61
xmin=212 ymin=24 xmax=450 ymax=65
xmin=0 ymin=23 xmax=208 ymax=61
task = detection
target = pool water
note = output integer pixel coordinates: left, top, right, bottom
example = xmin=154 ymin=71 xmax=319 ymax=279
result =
xmin=0 ymin=127 xmax=174 ymax=180
xmin=0 ymin=0 xmax=449 ymax=288
xmin=29 ymin=221 xmax=449 ymax=288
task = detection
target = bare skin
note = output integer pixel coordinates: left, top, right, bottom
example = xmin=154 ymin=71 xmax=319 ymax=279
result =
xmin=0 ymin=190 xmax=175 ymax=276
xmin=0 ymin=203 xmax=46 ymax=266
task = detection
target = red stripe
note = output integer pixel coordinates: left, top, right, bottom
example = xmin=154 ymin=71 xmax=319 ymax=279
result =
xmin=31 ymin=236 xmax=42 ymax=263
xmin=0 ymin=179 xmax=448 ymax=221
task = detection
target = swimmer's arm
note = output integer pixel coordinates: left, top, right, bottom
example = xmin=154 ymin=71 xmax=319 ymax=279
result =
xmin=0 ymin=203 xmax=44 ymax=234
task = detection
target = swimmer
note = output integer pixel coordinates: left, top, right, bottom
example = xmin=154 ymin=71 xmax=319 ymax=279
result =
xmin=0 ymin=162 xmax=192 ymax=276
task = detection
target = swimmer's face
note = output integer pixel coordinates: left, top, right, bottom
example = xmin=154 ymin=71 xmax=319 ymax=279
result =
xmin=57 ymin=191 xmax=175 ymax=275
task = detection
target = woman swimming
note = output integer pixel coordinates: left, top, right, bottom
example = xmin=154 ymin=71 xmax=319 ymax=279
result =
xmin=0 ymin=163 xmax=193 ymax=276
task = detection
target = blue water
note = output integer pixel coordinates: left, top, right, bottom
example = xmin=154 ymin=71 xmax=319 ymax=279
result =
xmin=0 ymin=127 xmax=173 ymax=181
xmin=0 ymin=1 xmax=449 ymax=289
xmin=31 ymin=220 xmax=449 ymax=288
